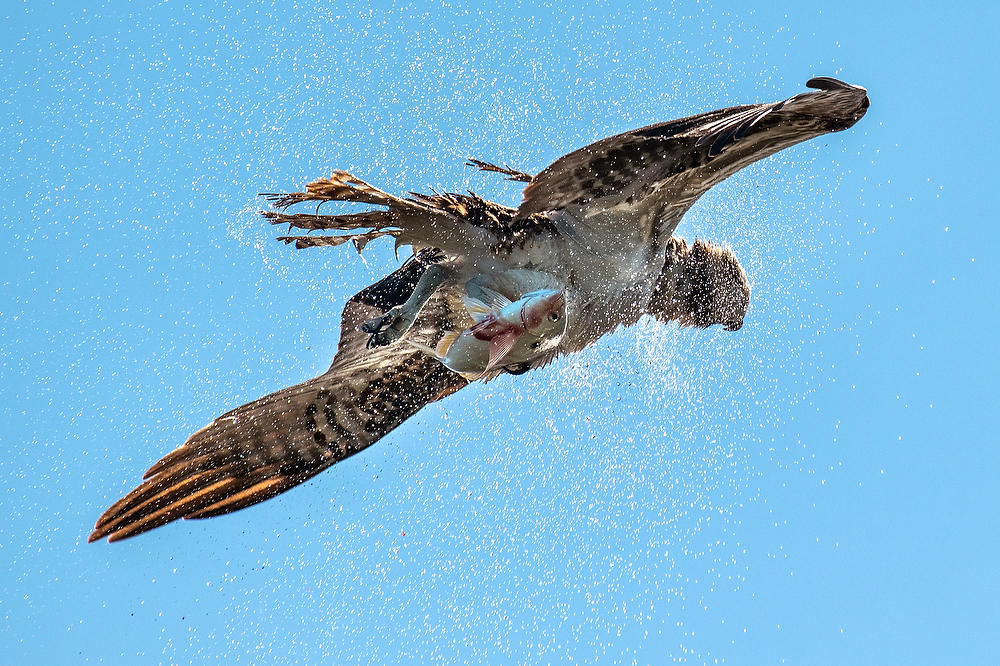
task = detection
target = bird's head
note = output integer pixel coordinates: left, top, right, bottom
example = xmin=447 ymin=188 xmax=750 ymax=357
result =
xmin=649 ymin=237 xmax=750 ymax=331
xmin=686 ymin=239 xmax=751 ymax=331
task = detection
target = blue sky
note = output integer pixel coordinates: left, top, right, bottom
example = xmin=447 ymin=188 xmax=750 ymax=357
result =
xmin=2 ymin=1 xmax=997 ymax=663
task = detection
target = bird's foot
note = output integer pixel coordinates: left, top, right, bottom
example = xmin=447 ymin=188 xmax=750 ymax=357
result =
xmin=361 ymin=306 xmax=414 ymax=348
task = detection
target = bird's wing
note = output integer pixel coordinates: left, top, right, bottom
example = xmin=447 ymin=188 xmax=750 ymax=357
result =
xmin=89 ymin=252 xmax=468 ymax=543
xmin=516 ymin=77 xmax=869 ymax=227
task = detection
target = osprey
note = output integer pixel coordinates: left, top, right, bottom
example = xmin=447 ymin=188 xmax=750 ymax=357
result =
xmin=90 ymin=77 xmax=869 ymax=542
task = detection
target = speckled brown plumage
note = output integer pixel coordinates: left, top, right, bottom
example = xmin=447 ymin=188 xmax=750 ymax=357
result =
xmin=91 ymin=77 xmax=868 ymax=542
xmin=89 ymin=253 xmax=467 ymax=542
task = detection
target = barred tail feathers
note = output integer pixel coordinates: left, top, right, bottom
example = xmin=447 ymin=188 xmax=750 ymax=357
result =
xmin=263 ymin=171 xmax=502 ymax=255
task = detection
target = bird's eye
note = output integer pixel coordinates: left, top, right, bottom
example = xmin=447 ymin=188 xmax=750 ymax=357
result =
xmin=530 ymin=341 xmax=541 ymax=349
xmin=548 ymin=312 xmax=560 ymax=322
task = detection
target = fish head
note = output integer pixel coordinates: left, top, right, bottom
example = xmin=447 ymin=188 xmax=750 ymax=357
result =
xmin=520 ymin=289 xmax=567 ymax=335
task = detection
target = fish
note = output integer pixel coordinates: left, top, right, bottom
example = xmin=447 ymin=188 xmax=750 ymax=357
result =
xmin=413 ymin=285 xmax=566 ymax=381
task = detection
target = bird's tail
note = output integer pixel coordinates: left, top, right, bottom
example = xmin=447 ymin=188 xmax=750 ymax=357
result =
xmin=260 ymin=171 xmax=411 ymax=251
xmin=261 ymin=171 xmax=502 ymax=255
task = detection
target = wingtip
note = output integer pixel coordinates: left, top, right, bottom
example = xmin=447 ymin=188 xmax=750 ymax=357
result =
xmin=88 ymin=509 xmax=126 ymax=543
xmin=105 ymin=530 xmax=133 ymax=543
xmin=806 ymin=76 xmax=867 ymax=95
xmin=88 ymin=522 xmax=123 ymax=543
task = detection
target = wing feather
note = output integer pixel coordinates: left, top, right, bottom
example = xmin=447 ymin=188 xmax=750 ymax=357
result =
xmin=89 ymin=254 xmax=467 ymax=542
xmin=90 ymin=77 xmax=868 ymax=543
xmin=516 ymin=77 xmax=869 ymax=222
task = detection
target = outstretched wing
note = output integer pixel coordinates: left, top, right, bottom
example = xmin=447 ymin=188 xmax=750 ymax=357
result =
xmin=89 ymin=252 xmax=467 ymax=542
xmin=517 ymin=77 xmax=869 ymax=228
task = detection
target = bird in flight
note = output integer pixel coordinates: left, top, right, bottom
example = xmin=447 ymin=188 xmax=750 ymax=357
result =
xmin=90 ymin=77 xmax=869 ymax=542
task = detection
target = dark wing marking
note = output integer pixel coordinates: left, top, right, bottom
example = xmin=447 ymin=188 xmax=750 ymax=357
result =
xmin=516 ymin=77 xmax=869 ymax=221
xmin=89 ymin=252 xmax=467 ymax=542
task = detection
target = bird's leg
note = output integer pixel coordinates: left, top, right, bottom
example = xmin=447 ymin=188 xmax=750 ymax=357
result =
xmin=464 ymin=159 xmax=535 ymax=183
xmin=361 ymin=264 xmax=448 ymax=348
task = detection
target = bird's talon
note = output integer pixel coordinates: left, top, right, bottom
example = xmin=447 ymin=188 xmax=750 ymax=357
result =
xmin=361 ymin=307 xmax=411 ymax=349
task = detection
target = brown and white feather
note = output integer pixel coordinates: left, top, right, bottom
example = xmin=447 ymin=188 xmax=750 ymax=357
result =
xmin=91 ymin=77 xmax=867 ymax=542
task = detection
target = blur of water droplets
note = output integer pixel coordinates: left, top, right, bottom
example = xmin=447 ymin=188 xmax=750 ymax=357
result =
xmin=2 ymin=2 xmax=897 ymax=664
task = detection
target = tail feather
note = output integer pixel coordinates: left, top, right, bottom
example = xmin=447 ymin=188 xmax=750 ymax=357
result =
xmin=264 ymin=171 xmax=514 ymax=256
xmin=262 ymin=170 xmax=407 ymax=210
xmin=276 ymin=229 xmax=397 ymax=251
xmin=262 ymin=210 xmax=391 ymax=232
xmin=464 ymin=158 xmax=534 ymax=183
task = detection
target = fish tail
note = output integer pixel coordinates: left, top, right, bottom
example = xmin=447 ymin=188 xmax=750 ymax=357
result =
xmin=435 ymin=330 xmax=461 ymax=357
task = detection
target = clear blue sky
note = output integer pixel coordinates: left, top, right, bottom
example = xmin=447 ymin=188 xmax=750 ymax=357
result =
xmin=2 ymin=1 xmax=997 ymax=663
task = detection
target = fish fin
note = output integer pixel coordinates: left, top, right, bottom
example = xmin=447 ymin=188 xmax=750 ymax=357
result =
xmin=527 ymin=349 xmax=560 ymax=372
xmin=461 ymin=296 xmax=494 ymax=323
xmin=408 ymin=340 xmax=443 ymax=361
xmin=468 ymin=316 xmax=499 ymax=338
xmin=462 ymin=280 xmax=512 ymax=322
xmin=478 ymin=367 xmax=506 ymax=383
xmin=458 ymin=370 xmax=484 ymax=382
xmin=486 ymin=330 xmax=522 ymax=371
xmin=435 ymin=330 xmax=461 ymax=357
xmin=477 ymin=286 xmax=512 ymax=311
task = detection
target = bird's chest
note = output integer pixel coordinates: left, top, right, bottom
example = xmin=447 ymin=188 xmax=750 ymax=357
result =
xmin=560 ymin=240 xmax=668 ymax=350
xmin=571 ymin=247 xmax=660 ymax=317
xmin=490 ymin=211 xmax=673 ymax=348
xmin=496 ymin=233 xmax=563 ymax=270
